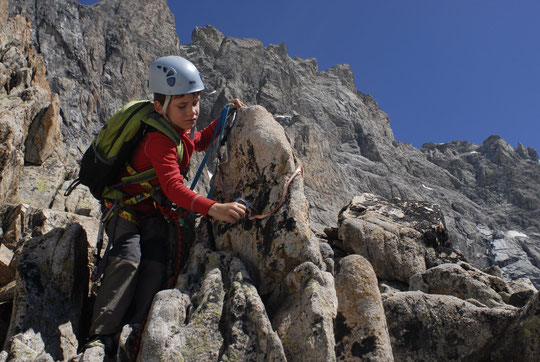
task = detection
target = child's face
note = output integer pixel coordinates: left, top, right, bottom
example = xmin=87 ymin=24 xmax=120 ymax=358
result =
xmin=161 ymin=93 xmax=200 ymax=130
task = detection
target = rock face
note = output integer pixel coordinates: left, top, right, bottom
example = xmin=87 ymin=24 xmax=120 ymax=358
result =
xmin=0 ymin=12 xmax=62 ymax=205
xmin=3 ymin=0 xmax=539 ymax=285
xmin=3 ymin=223 xmax=89 ymax=361
xmin=210 ymin=106 xmax=338 ymax=361
xmin=1 ymin=0 xmax=540 ymax=361
xmin=383 ymin=291 xmax=517 ymax=361
xmin=336 ymin=193 xmax=462 ymax=283
xmin=182 ymin=26 xmax=540 ymax=287
xmin=140 ymin=241 xmax=287 ymax=361
xmin=8 ymin=0 xmax=179 ymax=153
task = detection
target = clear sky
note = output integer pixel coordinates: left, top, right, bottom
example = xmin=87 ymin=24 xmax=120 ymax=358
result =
xmin=81 ymin=0 xmax=540 ymax=153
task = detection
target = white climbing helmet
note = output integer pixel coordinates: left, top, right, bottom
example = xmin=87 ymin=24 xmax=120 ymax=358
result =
xmin=148 ymin=55 xmax=205 ymax=95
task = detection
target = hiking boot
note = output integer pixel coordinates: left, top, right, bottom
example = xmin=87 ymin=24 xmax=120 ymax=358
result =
xmin=79 ymin=335 xmax=116 ymax=361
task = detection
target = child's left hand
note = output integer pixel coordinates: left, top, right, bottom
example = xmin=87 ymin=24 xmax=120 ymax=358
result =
xmin=229 ymin=98 xmax=246 ymax=109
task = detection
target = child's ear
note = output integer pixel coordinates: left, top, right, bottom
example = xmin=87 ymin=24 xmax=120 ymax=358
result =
xmin=154 ymin=100 xmax=163 ymax=115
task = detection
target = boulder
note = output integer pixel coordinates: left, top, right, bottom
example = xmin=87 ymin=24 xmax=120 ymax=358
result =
xmin=334 ymin=255 xmax=393 ymax=361
xmin=336 ymin=193 xmax=458 ymax=283
xmin=409 ymin=261 xmax=509 ymax=308
xmin=210 ymin=106 xmax=336 ymax=360
xmin=211 ymin=106 xmax=323 ymax=297
xmin=489 ymin=292 xmax=540 ymax=361
xmin=507 ymin=278 xmax=538 ymax=307
xmin=0 ymin=204 xmax=101 ymax=255
xmin=383 ymin=291 xmax=517 ymax=361
xmin=140 ymin=239 xmax=286 ymax=361
xmin=24 ymin=94 xmax=63 ymax=165
xmin=2 ymin=223 xmax=89 ymax=361
xmin=272 ymin=261 xmax=337 ymax=361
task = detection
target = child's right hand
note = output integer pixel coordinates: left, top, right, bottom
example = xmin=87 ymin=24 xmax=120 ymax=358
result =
xmin=208 ymin=202 xmax=246 ymax=223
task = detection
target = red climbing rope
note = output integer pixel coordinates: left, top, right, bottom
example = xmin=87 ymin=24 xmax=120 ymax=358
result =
xmin=248 ymin=166 xmax=303 ymax=220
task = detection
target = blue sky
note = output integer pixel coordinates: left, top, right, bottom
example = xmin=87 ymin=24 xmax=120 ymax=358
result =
xmin=81 ymin=0 xmax=540 ymax=153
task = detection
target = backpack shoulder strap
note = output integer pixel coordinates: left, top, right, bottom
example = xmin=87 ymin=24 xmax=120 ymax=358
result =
xmin=142 ymin=111 xmax=180 ymax=146
xmin=142 ymin=110 xmax=184 ymax=162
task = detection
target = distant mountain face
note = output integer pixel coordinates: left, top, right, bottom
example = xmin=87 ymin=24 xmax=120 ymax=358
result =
xmin=5 ymin=0 xmax=540 ymax=286
xmin=181 ymin=26 xmax=540 ymax=286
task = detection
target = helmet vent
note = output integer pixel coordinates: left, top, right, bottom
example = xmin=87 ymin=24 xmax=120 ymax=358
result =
xmin=149 ymin=56 xmax=204 ymax=94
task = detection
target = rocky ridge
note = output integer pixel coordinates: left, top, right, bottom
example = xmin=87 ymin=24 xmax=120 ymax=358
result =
xmin=0 ymin=0 xmax=539 ymax=360
xmin=182 ymin=25 xmax=540 ymax=286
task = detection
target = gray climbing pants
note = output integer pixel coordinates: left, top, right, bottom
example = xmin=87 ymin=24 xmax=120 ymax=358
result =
xmin=89 ymin=212 xmax=169 ymax=336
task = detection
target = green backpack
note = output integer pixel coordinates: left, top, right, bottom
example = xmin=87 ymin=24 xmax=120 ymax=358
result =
xmin=68 ymin=100 xmax=183 ymax=200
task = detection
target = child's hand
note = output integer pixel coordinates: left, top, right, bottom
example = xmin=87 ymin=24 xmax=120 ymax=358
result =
xmin=208 ymin=201 xmax=247 ymax=223
xmin=229 ymin=98 xmax=246 ymax=109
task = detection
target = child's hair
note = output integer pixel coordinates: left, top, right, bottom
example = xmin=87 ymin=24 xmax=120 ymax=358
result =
xmin=154 ymin=92 xmax=201 ymax=106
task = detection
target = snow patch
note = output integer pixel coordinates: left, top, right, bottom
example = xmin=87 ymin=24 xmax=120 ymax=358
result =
xmin=421 ymin=184 xmax=433 ymax=191
xmin=476 ymin=224 xmax=492 ymax=238
xmin=505 ymin=230 xmax=528 ymax=238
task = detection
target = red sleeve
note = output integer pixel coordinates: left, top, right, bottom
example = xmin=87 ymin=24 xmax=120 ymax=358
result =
xmin=145 ymin=133 xmax=216 ymax=215
xmin=193 ymin=116 xmax=220 ymax=152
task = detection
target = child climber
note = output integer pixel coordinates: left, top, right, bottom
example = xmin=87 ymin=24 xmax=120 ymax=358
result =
xmin=86 ymin=55 xmax=246 ymax=355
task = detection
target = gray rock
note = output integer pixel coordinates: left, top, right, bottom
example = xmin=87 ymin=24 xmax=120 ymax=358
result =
xmin=507 ymin=278 xmax=538 ymax=307
xmin=334 ymin=255 xmax=393 ymax=361
xmin=9 ymin=0 xmax=180 ymax=154
xmin=209 ymin=106 xmax=336 ymax=360
xmin=336 ymin=193 xmax=457 ymax=283
xmin=7 ymin=0 xmax=540 ymax=287
xmin=50 ymin=180 xmax=100 ymax=218
xmin=0 ymin=14 xmax=55 ymax=204
xmin=409 ymin=262 xmax=509 ymax=308
xmin=319 ymin=240 xmax=334 ymax=274
xmin=140 ymin=240 xmax=286 ymax=361
xmin=383 ymin=291 xmax=518 ymax=361
xmin=24 ymin=94 xmax=63 ymax=165
xmin=2 ymin=0 xmax=540 ymax=360
xmin=3 ymin=223 xmax=89 ymax=361
xmin=0 ymin=204 xmax=101 ymax=256
xmin=184 ymin=25 xmax=540 ymax=287
xmin=211 ymin=105 xmax=323 ymax=297
xmin=273 ymin=262 xmax=337 ymax=362
xmin=489 ymin=292 xmax=540 ymax=362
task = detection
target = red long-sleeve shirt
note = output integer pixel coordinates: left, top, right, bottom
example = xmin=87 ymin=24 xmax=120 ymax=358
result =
xmin=120 ymin=115 xmax=219 ymax=216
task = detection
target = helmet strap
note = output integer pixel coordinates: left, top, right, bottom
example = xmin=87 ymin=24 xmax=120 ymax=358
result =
xmin=161 ymin=95 xmax=172 ymax=123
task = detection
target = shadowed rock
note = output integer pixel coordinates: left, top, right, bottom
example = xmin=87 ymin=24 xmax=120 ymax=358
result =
xmin=140 ymin=238 xmax=286 ymax=361
xmin=383 ymin=291 xmax=517 ymax=361
xmin=3 ymin=224 xmax=89 ymax=361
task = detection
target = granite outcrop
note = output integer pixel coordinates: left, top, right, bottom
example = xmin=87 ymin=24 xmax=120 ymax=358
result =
xmin=0 ymin=0 xmax=539 ymax=360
